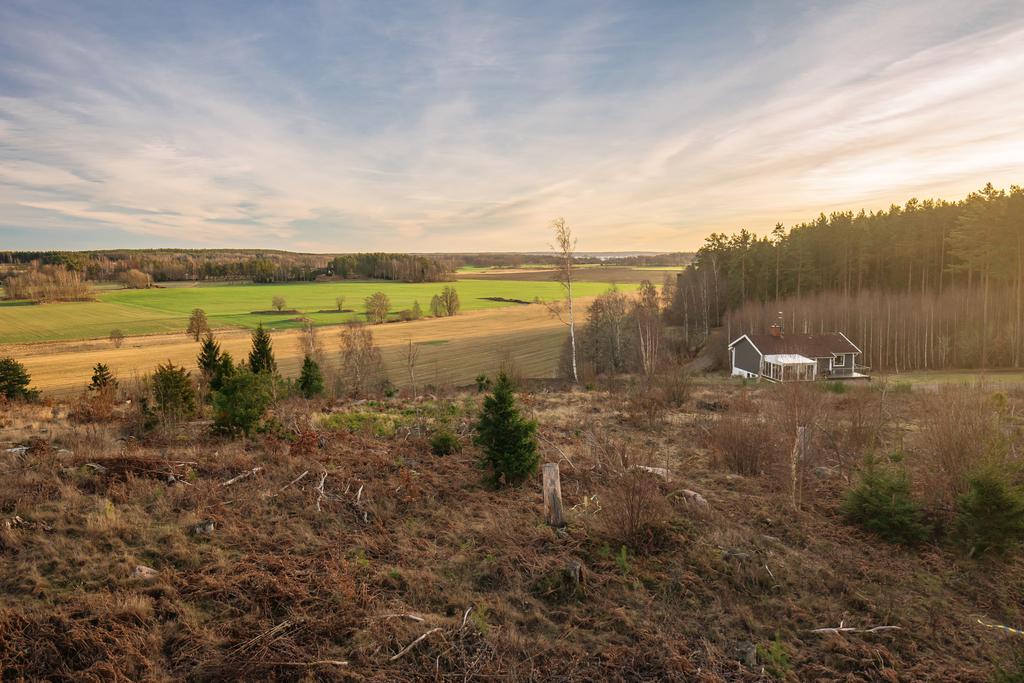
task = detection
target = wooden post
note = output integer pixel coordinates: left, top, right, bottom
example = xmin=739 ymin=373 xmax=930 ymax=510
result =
xmin=791 ymin=426 xmax=807 ymax=510
xmin=542 ymin=463 xmax=565 ymax=527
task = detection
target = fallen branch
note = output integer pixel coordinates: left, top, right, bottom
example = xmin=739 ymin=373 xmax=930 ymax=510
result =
xmin=379 ymin=614 xmax=425 ymax=623
xmin=279 ymin=470 xmax=309 ymax=493
xmin=279 ymin=660 xmax=349 ymax=667
xmin=315 ymin=470 xmax=328 ymax=512
xmin=390 ymin=627 xmax=441 ymax=662
xmin=461 ymin=606 xmax=473 ymax=629
xmin=537 ymin=434 xmax=575 ymax=470
xmin=810 ymin=620 xmax=901 ymax=635
xmin=977 ymin=617 xmax=1024 ymax=637
xmin=221 ymin=466 xmax=263 ymax=487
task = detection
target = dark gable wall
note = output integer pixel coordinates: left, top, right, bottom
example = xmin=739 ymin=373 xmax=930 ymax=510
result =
xmin=732 ymin=337 xmax=762 ymax=375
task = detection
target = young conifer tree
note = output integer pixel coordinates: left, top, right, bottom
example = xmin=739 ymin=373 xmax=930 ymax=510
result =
xmin=297 ymin=354 xmax=325 ymax=398
xmin=474 ymin=372 xmax=539 ymax=486
xmin=247 ymin=324 xmax=277 ymax=374
xmin=197 ymin=332 xmax=222 ymax=380
xmin=88 ymin=362 xmax=117 ymax=392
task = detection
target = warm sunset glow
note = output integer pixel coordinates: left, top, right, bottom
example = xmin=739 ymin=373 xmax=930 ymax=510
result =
xmin=1 ymin=1 xmax=1022 ymax=251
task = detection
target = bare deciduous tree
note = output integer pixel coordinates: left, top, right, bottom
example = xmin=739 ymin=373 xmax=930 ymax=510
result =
xmin=298 ymin=320 xmax=324 ymax=364
xmin=339 ymin=321 xmax=383 ymax=397
xmin=272 ymin=295 xmax=287 ymax=312
xmin=440 ymin=286 xmax=460 ymax=316
xmin=547 ymin=217 xmax=579 ymax=383
xmin=405 ymin=337 xmax=420 ymax=398
xmin=335 ymin=295 xmax=345 ymax=312
xmin=634 ymin=280 xmax=663 ymax=377
xmin=109 ymin=329 xmax=125 ymax=348
xmin=187 ymin=308 xmax=210 ymax=341
xmin=365 ymin=291 xmax=391 ymax=324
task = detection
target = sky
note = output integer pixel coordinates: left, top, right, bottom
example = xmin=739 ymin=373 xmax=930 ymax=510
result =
xmin=1 ymin=0 xmax=1023 ymax=253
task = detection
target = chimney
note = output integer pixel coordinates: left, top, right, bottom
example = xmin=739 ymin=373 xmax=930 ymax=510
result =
xmin=769 ymin=312 xmax=784 ymax=338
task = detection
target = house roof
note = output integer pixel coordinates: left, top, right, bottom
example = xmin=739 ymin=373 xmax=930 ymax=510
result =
xmin=734 ymin=332 xmax=860 ymax=358
xmin=764 ymin=353 xmax=816 ymax=365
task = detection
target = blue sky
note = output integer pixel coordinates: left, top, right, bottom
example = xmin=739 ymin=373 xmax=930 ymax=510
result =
xmin=1 ymin=0 xmax=1022 ymax=252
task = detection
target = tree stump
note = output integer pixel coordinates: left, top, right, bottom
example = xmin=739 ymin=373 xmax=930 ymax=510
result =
xmin=542 ymin=463 xmax=565 ymax=527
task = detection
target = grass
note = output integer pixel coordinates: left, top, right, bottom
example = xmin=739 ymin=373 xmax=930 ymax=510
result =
xmin=0 ymin=279 xmax=624 ymax=344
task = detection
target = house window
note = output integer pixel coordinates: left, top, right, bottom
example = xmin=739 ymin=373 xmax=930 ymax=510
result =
xmin=833 ymin=355 xmax=845 ymax=368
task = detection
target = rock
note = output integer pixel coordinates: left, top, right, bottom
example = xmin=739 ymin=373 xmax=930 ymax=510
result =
xmin=635 ymin=465 xmax=671 ymax=479
xmin=735 ymin=641 xmax=758 ymax=667
xmin=4 ymin=446 xmax=29 ymax=457
xmin=192 ymin=520 xmax=215 ymax=535
xmin=133 ymin=565 xmax=159 ymax=579
xmin=814 ymin=466 xmax=838 ymax=479
xmin=679 ymin=489 xmax=708 ymax=508
xmin=697 ymin=399 xmax=728 ymax=412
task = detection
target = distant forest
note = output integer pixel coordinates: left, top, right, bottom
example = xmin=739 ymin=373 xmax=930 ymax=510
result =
xmin=0 ymin=249 xmax=690 ymax=287
xmin=0 ymin=250 xmax=454 ymax=285
xmin=667 ymin=184 xmax=1024 ymax=370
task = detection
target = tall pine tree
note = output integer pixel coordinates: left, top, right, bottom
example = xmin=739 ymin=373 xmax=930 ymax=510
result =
xmin=474 ymin=372 xmax=538 ymax=486
xmin=247 ymin=324 xmax=276 ymax=374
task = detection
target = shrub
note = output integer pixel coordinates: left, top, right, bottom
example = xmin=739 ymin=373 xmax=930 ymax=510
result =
xmin=655 ymin=367 xmax=691 ymax=408
xmin=474 ymin=372 xmax=539 ymax=486
xmin=822 ymin=380 xmax=846 ymax=394
xmin=917 ymin=385 xmax=1003 ymax=508
xmin=151 ymin=362 xmax=196 ymax=422
xmin=601 ymin=467 xmax=670 ymax=552
xmin=954 ymin=471 xmax=1024 ymax=557
xmin=212 ymin=371 xmax=276 ymax=436
xmin=430 ymin=430 xmax=460 ymax=456
xmin=709 ymin=415 xmax=776 ymax=476
xmin=109 ymin=328 xmax=125 ymax=348
xmin=842 ymin=459 xmax=929 ymax=545
xmin=297 ymin=355 xmax=325 ymax=398
xmin=0 ymin=357 xmax=38 ymax=401
xmin=247 ymin=324 xmax=276 ymax=374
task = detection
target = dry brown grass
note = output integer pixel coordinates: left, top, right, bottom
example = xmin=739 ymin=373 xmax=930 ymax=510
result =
xmin=0 ymin=381 xmax=1022 ymax=680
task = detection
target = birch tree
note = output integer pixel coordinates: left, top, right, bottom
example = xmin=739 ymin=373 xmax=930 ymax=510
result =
xmin=548 ymin=218 xmax=579 ymax=383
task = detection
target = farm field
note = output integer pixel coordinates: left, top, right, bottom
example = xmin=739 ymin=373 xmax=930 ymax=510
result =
xmin=874 ymin=369 xmax=1024 ymax=389
xmin=10 ymin=300 xmax=582 ymax=397
xmin=0 ymin=278 xmax=622 ymax=345
xmin=456 ymin=265 xmax=680 ymax=283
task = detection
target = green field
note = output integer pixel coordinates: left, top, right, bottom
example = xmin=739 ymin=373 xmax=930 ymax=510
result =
xmin=0 ymin=279 xmax=624 ymax=344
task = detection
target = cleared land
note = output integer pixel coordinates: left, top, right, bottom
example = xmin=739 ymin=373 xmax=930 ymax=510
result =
xmin=0 ymin=279 xmax=621 ymax=344
xmin=1 ymin=381 xmax=1020 ymax=679
xmin=12 ymin=301 xmax=582 ymax=397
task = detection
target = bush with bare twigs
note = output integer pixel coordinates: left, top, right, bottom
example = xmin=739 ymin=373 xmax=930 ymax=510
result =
xmin=599 ymin=457 xmax=671 ymax=552
xmin=708 ymin=414 xmax=778 ymax=476
xmin=915 ymin=386 xmax=1008 ymax=510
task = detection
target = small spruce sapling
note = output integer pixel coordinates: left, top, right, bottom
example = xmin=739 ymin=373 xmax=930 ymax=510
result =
xmin=474 ymin=372 xmax=539 ymax=486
